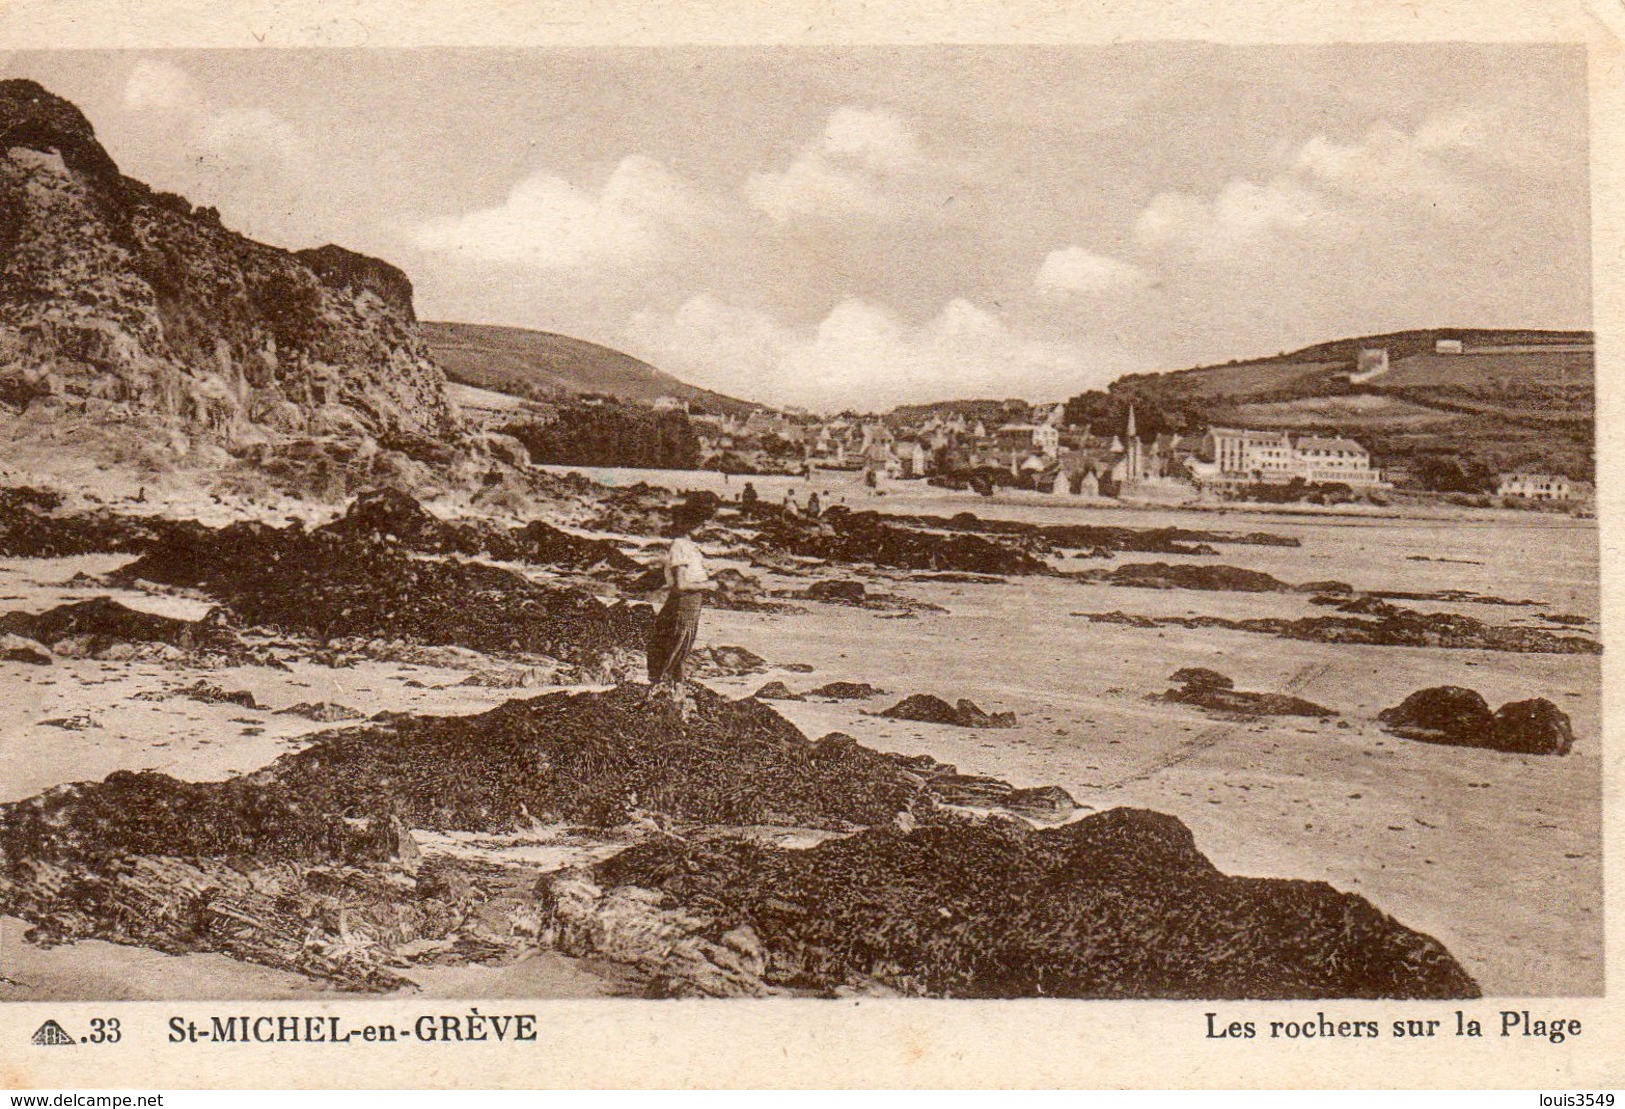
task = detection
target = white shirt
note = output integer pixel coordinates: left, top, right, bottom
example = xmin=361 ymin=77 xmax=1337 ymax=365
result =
xmin=665 ymin=536 xmax=710 ymax=591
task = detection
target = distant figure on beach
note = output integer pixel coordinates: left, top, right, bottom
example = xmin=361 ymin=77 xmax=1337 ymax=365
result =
xmin=741 ymin=481 xmax=758 ymax=509
xmin=646 ymin=495 xmax=718 ymax=710
xmin=864 ymin=469 xmax=878 ymax=490
xmin=806 ymin=491 xmax=822 ymax=518
xmin=784 ymin=489 xmax=800 ymax=516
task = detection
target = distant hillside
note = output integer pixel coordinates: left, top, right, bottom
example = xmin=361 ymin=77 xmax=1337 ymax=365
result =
xmin=1064 ymin=329 xmax=1595 ymax=491
xmin=886 ymin=398 xmax=1032 ymax=426
xmin=422 ymin=321 xmax=754 ymax=417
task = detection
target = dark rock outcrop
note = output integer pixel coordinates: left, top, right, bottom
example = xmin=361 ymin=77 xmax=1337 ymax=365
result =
xmin=1168 ymin=667 xmax=1233 ymax=692
xmin=317 ymin=488 xmax=641 ymax=573
xmin=808 ymin=681 xmax=887 ymax=700
xmin=246 ymin=684 xmax=932 ymax=833
xmin=692 ymin=645 xmax=769 ymax=677
xmin=805 ymin=579 xmax=868 ymax=603
xmin=1378 ymin=686 xmax=1493 ymax=742
xmin=114 ymin=515 xmax=650 ymax=677
xmin=0 ymin=485 xmax=173 ymax=557
xmin=133 ymin=679 xmax=259 ymax=709
xmin=0 ymin=633 xmax=51 ymax=665
xmin=556 ymin=809 xmax=1480 ymax=999
xmin=878 ymin=693 xmax=1017 ymax=728
xmin=754 ymin=507 xmax=1049 ymax=576
xmin=1490 ymin=699 xmax=1576 ymax=756
xmin=1161 ymin=668 xmax=1336 ymax=718
xmin=1378 ymin=687 xmax=1576 ymax=756
xmin=0 ymin=597 xmax=251 ymax=663
xmin=277 ymin=701 xmax=366 ymax=723
xmin=1076 ymin=603 xmax=1600 ymax=655
xmin=0 ymin=79 xmax=456 ymax=443
xmin=1075 ymin=562 xmax=1289 ymax=592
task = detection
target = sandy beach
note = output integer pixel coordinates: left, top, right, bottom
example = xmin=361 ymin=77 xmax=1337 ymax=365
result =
xmin=0 ymin=471 xmax=1599 ymax=998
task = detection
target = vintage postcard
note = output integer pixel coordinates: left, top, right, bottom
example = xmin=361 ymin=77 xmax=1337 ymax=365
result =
xmin=0 ymin=0 xmax=1619 ymax=1089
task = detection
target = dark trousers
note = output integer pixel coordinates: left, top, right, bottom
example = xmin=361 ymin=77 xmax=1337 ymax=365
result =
xmin=647 ymin=590 xmax=703 ymax=685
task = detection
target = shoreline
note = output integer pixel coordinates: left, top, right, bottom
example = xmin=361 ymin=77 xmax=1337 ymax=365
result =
xmin=536 ymin=465 xmax=1592 ymax=529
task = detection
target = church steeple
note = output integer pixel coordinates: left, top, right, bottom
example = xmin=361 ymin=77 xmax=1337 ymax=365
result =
xmin=1124 ymin=404 xmax=1143 ymax=482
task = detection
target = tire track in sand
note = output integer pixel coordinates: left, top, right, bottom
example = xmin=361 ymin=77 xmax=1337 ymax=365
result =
xmin=1083 ymin=660 xmax=1334 ymax=797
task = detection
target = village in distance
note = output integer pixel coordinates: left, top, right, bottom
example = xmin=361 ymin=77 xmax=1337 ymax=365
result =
xmin=443 ymin=324 xmax=1595 ymax=517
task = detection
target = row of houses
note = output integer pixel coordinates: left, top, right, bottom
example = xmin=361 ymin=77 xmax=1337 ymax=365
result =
xmin=682 ymin=395 xmax=1398 ymax=497
xmin=677 ymin=395 xmax=1588 ymax=506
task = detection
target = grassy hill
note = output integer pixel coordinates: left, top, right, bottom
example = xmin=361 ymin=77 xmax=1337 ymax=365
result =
xmin=422 ymin=321 xmax=754 ymax=417
xmin=1067 ymin=329 xmax=1594 ymax=490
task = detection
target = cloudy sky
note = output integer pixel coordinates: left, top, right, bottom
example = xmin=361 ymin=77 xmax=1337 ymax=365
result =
xmin=3 ymin=46 xmax=1592 ymax=410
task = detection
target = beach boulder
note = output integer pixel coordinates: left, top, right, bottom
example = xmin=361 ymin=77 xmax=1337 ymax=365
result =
xmin=1377 ymin=686 xmax=1494 ymax=743
xmin=1169 ymin=667 xmax=1233 ymax=692
xmin=1489 ymin=698 xmax=1575 ymax=756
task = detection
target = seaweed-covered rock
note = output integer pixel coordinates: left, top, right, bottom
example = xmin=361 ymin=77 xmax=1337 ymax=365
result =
xmin=753 ymin=681 xmax=804 ymax=701
xmin=0 ymin=597 xmax=251 ymax=663
xmin=1076 ymin=606 xmax=1601 ymax=656
xmin=1377 ymin=687 xmax=1495 ymax=744
xmin=277 ymin=701 xmax=365 ymax=723
xmin=1490 ymin=699 xmax=1575 ymax=756
xmin=0 ymin=633 xmax=51 ymax=665
xmin=133 ymin=680 xmax=259 ymax=708
xmin=318 ymin=488 xmax=643 ymax=573
xmin=556 ymin=808 xmax=1480 ymax=999
xmin=805 ymin=579 xmax=868 ymax=604
xmin=692 ymin=645 xmax=769 ymax=677
xmin=755 ymin=508 xmax=1050 ymax=576
xmin=878 ymin=694 xmax=1017 ymax=728
xmin=1169 ymin=667 xmax=1233 ymax=692
xmin=0 ymin=487 xmax=173 ymax=557
xmin=116 ymin=518 xmax=651 ymax=677
xmin=0 ymin=769 xmax=399 ymax=864
xmin=259 ymin=684 xmax=931 ymax=832
xmin=807 ymin=681 xmax=887 ymax=700
xmin=1162 ymin=670 xmax=1335 ymax=718
xmin=1377 ymin=688 xmax=1573 ymax=756
xmin=1078 ymin=563 xmax=1288 ymax=592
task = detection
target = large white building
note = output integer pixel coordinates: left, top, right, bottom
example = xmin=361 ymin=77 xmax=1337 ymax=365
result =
xmin=1191 ymin=427 xmax=1385 ymax=487
xmin=1497 ymin=472 xmax=1574 ymax=501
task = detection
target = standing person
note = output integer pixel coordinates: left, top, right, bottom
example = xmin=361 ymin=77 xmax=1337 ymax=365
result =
xmin=784 ymin=488 xmax=800 ymax=516
xmin=645 ymin=494 xmax=718 ymax=709
xmin=741 ymin=481 xmax=759 ymax=510
xmin=806 ymin=490 xmax=822 ymax=518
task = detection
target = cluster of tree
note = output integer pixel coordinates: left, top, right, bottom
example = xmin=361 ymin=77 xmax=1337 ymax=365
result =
xmin=1060 ymin=389 xmax=1197 ymax=438
xmin=1406 ymin=455 xmax=1500 ymax=495
xmin=502 ymin=400 xmax=699 ymax=469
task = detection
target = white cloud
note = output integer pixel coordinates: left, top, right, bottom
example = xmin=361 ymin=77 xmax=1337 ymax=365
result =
xmin=119 ymin=58 xmax=303 ymax=166
xmin=1293 ymin=116 xmax=1474 ymax=202
xmin=744 ymin=107 xmax=944 ymax=225
xmin=821 ymin=106 xmax=921 ymax=168
xmin=1034 ymin=246 xmax=1152 ymax=297
xmin=121 ymin=59 xmax=194 ymax=113
xmin=626 ymin=293 xmax=1107 ymax=411
xmin=1131 ymin=113 xmax=1502 ymax=258
xmin=202 ymin=107 xmax=302 ymax=161
xmin=412 ymin=156 xmax=701 ymax=270
xmin=1135 ymin=177 xmax=1328 ymax=254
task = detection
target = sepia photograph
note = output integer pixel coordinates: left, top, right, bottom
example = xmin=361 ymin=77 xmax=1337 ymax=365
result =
xmin=0 ymin=38 xmax=1601 ymax=1020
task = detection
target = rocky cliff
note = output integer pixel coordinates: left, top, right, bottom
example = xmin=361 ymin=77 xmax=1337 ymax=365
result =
xmin=0 ymin=79 xmax=458 ymax=447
